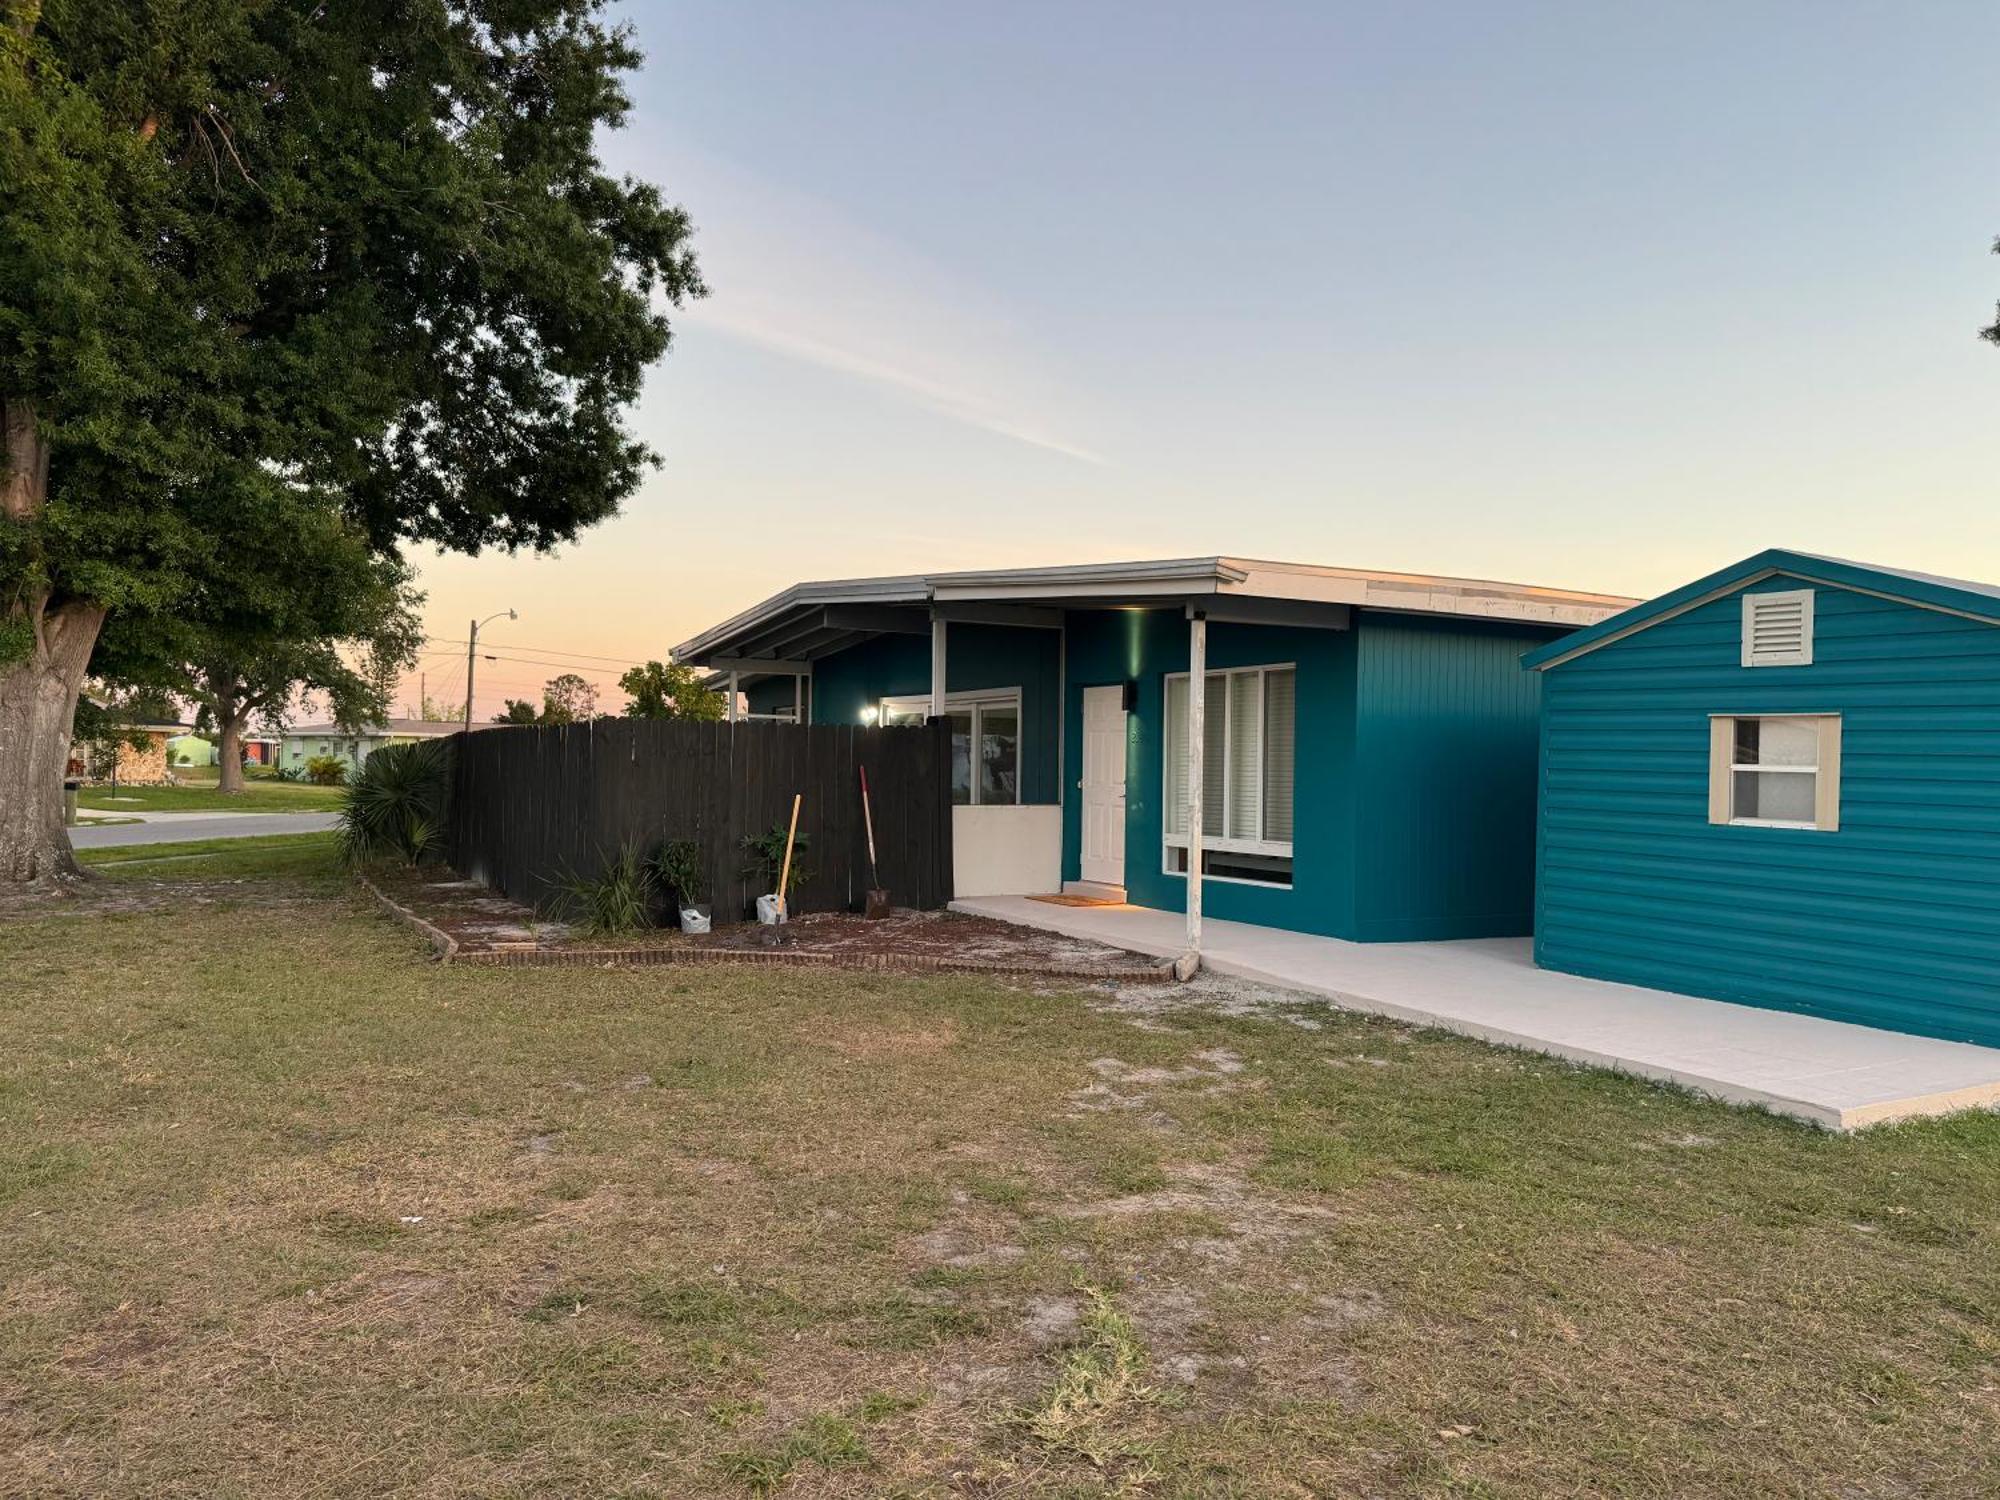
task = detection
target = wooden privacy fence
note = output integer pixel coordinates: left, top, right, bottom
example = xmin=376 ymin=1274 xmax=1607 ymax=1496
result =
xmin=446 ymin=718 xmax=955 ymax=920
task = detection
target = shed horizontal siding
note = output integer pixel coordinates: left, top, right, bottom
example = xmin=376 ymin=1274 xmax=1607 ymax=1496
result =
xmin=1535 ymin=575 xmax=2000 ymax=1048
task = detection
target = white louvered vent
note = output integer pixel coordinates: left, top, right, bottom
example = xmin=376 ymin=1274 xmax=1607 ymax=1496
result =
xmin=1741 ymin=589 xmax=1814 ymax=667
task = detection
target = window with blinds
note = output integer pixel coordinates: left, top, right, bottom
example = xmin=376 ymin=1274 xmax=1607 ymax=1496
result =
xmin=1163 ymin=663 xmax=1296 ymax=883
xmin=1741 ymin=589 xmax=1814 ymax=667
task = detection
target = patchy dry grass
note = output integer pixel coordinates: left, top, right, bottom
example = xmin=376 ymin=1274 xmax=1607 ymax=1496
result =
xmin=2 ymin=839 xmax=1999 ymax=1497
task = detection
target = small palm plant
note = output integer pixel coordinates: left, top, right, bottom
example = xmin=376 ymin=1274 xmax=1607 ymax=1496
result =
xmin=555 ymin=842 xmax=657 ymax=935
xmin=337 ymin=739 xmax=451 ymax=866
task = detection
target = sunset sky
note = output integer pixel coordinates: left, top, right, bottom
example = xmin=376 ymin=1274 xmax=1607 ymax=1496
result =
xmin=402 ymin=0 xmax=2000 ymax=721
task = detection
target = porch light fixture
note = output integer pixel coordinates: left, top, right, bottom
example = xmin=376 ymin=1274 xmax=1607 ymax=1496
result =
xmin=860 ymin=705 xmax=879 ymax=725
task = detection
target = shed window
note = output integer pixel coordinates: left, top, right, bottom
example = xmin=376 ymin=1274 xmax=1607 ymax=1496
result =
xmin=1741 ymin=589 xmax=1814 ymax=667
xmin=1164 ymin=664 xmax=1295 ymax=885
xmin=1709 ymin=714 xmax=1840 ymax=830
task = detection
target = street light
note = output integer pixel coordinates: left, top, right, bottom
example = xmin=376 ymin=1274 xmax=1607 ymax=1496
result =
xmin=465 ymin=609 xmax=517 ymax=731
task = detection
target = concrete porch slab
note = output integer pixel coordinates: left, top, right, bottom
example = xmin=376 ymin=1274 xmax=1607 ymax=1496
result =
xmin=950 ymin=895 xmax=2000 ymax=1130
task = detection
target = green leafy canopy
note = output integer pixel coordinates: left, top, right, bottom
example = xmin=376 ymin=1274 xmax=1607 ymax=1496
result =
xmin=3 ymin=0 xmax=702 ymax=688
xmin=619 ymin=657 xmax=723 ymax=721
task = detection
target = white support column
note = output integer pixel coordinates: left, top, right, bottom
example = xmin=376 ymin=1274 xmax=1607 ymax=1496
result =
xmin=1178 ymin=612 xmax=1206 ymax=979
xmin=727 ymin=670 xmax=740 ymax=723
xmin=793 ymin=672 xmax=804 ymax=725
xmin=929 ymin=613 xmax=948 ymax=719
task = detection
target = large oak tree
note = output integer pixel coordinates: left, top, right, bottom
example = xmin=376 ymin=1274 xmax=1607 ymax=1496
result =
xmin=0 ymin=0 xmax=700 ymax=883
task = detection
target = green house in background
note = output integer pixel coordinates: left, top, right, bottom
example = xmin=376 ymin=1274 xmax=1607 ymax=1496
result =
xmin=679 ymin=558 xmax=1634 ymax=942
xmin=165 ymin=733 xmax=213 ymax=768
xmin=279 ymin=718 xmax=475 ymax=775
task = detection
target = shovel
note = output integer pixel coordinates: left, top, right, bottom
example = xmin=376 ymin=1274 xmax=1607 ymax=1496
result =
xmin=758 ymin=793 xmax=802 ymax=927
xmin=859 ymin=765 xmax=891 ymax=919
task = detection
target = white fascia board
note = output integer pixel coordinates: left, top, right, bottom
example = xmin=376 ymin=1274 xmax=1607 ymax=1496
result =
xmin=1219 ymin=558 xmax=1634 ymax=626
xmin=673 ymin=574 xmax=928 ymax=661
xmin=927 ymin=557 xmax=1246 ymax=601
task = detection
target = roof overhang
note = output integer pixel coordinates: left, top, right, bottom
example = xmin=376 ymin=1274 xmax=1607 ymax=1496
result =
xmin=677 ymin=555 xmax=1638 ymax=675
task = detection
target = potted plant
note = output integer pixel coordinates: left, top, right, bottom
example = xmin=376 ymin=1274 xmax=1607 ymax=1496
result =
xmin=740 ymin=822 xmax=812 ymax=921
xmin=655 ymin=838 xmax=712 ymax=933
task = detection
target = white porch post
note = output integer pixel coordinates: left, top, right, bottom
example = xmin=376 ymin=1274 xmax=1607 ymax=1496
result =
xmin=930 ymin=613 xmax=948 ymax=718
xmin=793 ymin=672 xmax=804 ymax=725
xmin=1179 ymin=611 xmax=1206 ymax=978
xmin=727 ymin=670 xmax=740 ymax=723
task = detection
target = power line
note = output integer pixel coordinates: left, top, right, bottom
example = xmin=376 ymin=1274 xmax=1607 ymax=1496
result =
xmin=420 ymin=635 xmax=650 ymax=668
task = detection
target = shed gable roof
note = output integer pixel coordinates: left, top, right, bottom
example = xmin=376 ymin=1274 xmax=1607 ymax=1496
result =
xmin=1522 ymin=549 xmax=2000 ymax=672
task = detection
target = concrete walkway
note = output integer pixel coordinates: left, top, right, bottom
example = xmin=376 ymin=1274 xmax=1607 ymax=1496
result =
xmin=70 ymin=811 xmax=341 ymax=849
xmin=952 ymin=895 xmax=2000 ymax=1130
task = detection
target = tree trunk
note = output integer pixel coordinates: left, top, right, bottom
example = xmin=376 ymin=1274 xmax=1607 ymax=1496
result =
xmin=216 ymin=712 xmax=246 ymax=794
xmin=0 ymin=599 xmax=107 ymax=886
xmin=4 ymin=394 xmax=105 ymax=886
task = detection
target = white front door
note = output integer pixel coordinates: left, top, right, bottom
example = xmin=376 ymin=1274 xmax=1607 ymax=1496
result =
xmin=1080 ymin=685 xmax=1128 ymax=886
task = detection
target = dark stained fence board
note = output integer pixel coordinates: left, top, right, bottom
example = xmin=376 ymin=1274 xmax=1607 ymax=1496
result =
xmin=446 ymin=719 xmax=954 ymax=920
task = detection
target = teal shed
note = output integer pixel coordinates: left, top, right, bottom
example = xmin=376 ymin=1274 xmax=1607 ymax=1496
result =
xmin=1524 ymin=550 xmax=2000 ymax=1048
xmin=687 ymin=557 xmax=1633 ymax=943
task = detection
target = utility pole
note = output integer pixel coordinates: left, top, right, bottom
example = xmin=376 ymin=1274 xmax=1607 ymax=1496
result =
xmin=465 ymin=609 xmax=517 ymax=732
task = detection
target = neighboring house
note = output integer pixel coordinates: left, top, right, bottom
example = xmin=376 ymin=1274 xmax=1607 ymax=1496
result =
xmin=280 ymin=718 xmax=480 ymax=773
xmin=1524 ymin=549 xmax=2000 ymax=1049
xmin=165 ymin=733 xmax=214 ymax=768
xmin=163 ymin=733 xmax=279 ymax=767
xmin=677 ymin=557 xmax=1634 ymax=941
xmin=68 ymin=706 xmax=194 ymax=784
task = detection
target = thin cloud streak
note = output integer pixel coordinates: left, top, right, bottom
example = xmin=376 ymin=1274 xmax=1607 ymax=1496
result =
xmin=697 ymin=311 xmax=1105 ymax=465
xmin=641 ymin=137 xmax=1103 ymax=465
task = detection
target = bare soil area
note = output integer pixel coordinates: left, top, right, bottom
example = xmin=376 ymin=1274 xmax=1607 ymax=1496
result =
xmin=368 ymin=867 xmax=1169 ymax=979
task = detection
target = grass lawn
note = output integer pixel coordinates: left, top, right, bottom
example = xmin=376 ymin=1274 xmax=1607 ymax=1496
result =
xmin=75 ymin=777 xmax=346 ymax=813
xmin=4 ymin=836 xmax=1998 ymax=1497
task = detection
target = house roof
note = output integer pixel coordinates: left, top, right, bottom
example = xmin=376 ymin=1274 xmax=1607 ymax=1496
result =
xmin=283 ymin=718 xmax=485 ymax=738
xmin=78 ymin=697 xmax=192 ymax=734
xmin=1521 ymin=549 xmax=2000 ymax=672
xmin=676 ymin=555 xmax=1637 ymax=672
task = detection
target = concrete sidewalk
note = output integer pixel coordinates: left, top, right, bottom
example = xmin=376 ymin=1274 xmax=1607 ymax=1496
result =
xmin=70 ymin=812 xmax=341 ymax=849
xmin=951 ymin=895 xmax=2000 ymax=1130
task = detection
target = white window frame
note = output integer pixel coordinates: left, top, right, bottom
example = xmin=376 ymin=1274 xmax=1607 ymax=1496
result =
xmin=1741 ymin=588 xmax=1815 ymax=668
xmin=879 ymin=688 xmax=1024 ymax=806
xmin=1708 ymin=713 xmax=1841 ymax=831
xmin=1162 ymin=662 xmax=1296 ymax=878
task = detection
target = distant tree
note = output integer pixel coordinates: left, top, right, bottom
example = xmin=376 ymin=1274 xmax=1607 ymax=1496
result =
xmin=417 ymin=694 xmax=464 ymax=724
xmin=2 ymin=0 xmax=702 ymax=886
xmin=492 ymin=699 xmax=541 ymax=725
xmin=618 ymin=658 xmax=724 ymax=721
xmin=95 ymin=503 xmax=422 ymax=794
xmin=540 ymin=673 xmax=599 ymax=725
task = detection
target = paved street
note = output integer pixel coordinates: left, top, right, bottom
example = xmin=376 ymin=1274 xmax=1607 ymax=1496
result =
xmin=69 ymin=812 xmax=341 ymax=849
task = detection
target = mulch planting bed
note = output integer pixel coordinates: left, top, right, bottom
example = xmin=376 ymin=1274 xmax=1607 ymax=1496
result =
xmin=362 ymin=867 xmax=1172 ymax=982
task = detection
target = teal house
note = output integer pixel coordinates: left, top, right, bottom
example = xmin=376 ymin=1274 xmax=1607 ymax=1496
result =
xmin=1525 ymin=550 xmax=2000 ymax=1048
xmin=678 ymin=557 xmax=1632 ymax=943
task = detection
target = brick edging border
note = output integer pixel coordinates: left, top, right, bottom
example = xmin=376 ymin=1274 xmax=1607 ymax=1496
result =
xmin=357 ymin=873 xmax=460 ymax=964
xmin=450 ymin=942 xmax=1173 ymax=983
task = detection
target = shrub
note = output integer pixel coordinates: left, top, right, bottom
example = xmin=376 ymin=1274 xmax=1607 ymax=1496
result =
xmin=336 ymin=739 xmax=451 ymax=866
xmin=304 ymin=754 xmax=348 ymax=786
xmin=653 ymin=838 xmax=709 ymax=909
xmin=556 ymin=842 xmax=656 ymax=935
xmin=741 ymin=821 xmax=811 ymax=894
xmin=274 ymin=764 xmax=304 ymax=782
